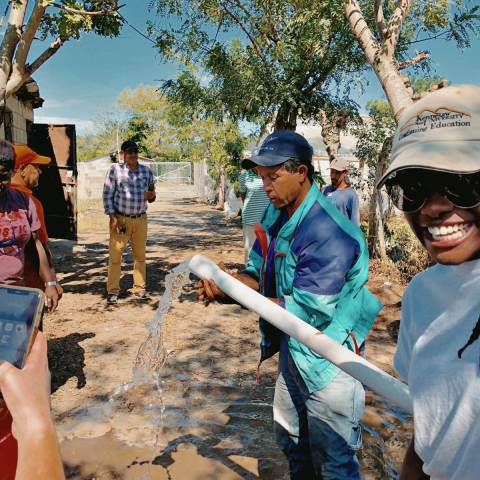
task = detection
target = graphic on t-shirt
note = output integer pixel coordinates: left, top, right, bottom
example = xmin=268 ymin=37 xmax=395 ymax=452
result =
xmin=0 ymin=214 xmax=20 ymax=257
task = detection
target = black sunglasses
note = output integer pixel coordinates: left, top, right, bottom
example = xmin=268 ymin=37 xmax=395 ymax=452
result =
xmin=385 ymin=169 xmax=480 ymax=213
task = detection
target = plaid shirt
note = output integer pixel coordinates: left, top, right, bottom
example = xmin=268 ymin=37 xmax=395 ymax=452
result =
xmin=103 ymin=162 xmax=155 ymax=215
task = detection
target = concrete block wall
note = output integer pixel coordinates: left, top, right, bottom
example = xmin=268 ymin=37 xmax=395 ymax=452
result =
xmin=0 ymin=96 xmax=33 ymax=144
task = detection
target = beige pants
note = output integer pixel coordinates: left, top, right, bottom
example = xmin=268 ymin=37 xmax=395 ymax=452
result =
xmin=242 ymin=224 xmax=257 ymax=264
xmin=107 ymin=214 xmax=148 ymax=295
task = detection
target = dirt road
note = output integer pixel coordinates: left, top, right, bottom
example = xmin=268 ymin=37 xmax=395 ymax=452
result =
xmin=46 ymin=185 xmax=410 ymax=479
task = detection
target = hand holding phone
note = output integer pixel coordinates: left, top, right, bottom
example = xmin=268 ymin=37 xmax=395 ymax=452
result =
xmin=0 ymin=332 xmax=65 ymax=480
xmin=144 ymin=182 xmax=155 ymax=202
xmin=0 ymin=332 xmax=52 ymax=438
xmin=0 ymin=285 xmax=44 ymax=369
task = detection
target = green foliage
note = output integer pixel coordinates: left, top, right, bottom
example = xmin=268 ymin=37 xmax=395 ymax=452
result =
xmin=350 ymin=100 xmax=396 ymax=187
xmin=39 ymin=1 xmax=123 ymax=41
xmin=382 ymin=0 xmax=480 ymax=49
xmin=151 ymin=0 xmax=479 ymax=133
xmin=410 ymin=75 xmax=449 ymax=94
xmin=77 ymin=134 xmax=111 ymax=161
xmin=77 ymin=84 xmax=248 ymax=183
xmin=117 ymin=86 xmax=179 ymax=159
xmin=151 ymin=0 xmax=369 ymax=129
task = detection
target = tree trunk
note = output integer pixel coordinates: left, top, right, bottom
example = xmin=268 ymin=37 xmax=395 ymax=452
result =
xmin=345 ymin=0 xmax=414 ymax=121
xmin=374 ymin=57 xmax=413 ymax=121
xmin=367 ymin=137 xmax=392 ymax=258
xmin=274 ymin=102 xmax=298 ymax=131
xmin=319 ymin=110 xmax=349 ymax=162
xmin=0 ymin=0 xmax=28 ymax=113
xmin=217 ymin=166 xmax=227 ymax=208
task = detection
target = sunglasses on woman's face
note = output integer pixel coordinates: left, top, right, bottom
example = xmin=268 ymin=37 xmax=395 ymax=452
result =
xmin=385 ymin=170 xmax=480 ymax=213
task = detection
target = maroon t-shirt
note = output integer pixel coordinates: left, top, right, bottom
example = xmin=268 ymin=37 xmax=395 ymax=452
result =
xmin=0 ymin=189 xmax=40 ymax=286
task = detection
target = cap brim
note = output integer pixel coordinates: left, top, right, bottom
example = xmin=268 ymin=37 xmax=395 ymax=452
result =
xmin=377 ymin=140 xmax=480 ymax=188
xmin=31 ymin=154 xmax=51 ymax=165
xmin=241 ymin=153 xmax=292 ymax=170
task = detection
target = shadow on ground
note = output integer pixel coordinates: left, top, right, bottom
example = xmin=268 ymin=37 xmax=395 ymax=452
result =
xmin=48 ymin=332 xmax=96 ymax=393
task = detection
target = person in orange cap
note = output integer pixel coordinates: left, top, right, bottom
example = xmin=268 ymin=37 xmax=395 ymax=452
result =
xmin=10 ymin=145 xmax=62 ymax=298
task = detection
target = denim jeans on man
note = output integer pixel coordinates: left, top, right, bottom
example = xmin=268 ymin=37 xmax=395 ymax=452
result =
xmin=273 ymin=337 xmax=364 ymax=479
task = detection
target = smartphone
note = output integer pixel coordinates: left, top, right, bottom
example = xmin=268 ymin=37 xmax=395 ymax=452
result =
xmin=0 ymin=285 xmax=44 ymax=369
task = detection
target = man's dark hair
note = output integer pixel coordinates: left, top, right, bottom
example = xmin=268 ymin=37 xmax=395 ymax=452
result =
xmin=282 ymin=158 xmax=315 ymax=182
xmin=121 ymin=140 xmax=139 ymax=153
xmin=0 ymin=140 xmax=15 ymax=171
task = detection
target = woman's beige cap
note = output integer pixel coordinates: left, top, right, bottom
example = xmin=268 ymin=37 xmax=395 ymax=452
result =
xmin=378 ymin=84 xmax=480 ymax=188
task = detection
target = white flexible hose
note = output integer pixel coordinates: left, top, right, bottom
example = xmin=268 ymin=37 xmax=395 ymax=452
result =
xmin=188 ymin=254 xmax=412 ymax=413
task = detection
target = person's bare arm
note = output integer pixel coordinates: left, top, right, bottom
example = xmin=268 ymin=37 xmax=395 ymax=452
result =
xmin=41 ymin=242 xmax=63 ymax=299
xmin=33 ymin=233 xmax=59 ymax=312
xmin=0 ymin=333 xmax=65 ymax=480
xmin=400 ymin=437 xmax=429 ymax=480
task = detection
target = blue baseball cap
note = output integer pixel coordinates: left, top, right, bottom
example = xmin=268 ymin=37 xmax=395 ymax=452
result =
xmin=242 ymin=131 xmax=313 ymax=169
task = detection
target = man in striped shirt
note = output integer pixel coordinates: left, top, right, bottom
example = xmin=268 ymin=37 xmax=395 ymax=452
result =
xmin=103 ymin=140 xmax=156 ymax=304
xmin=239 ymin=168 xmax=270 ymax=263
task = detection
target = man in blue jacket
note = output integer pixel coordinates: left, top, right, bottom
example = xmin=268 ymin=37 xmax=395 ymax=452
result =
xmin=198 ymin=131 xmax=382 ymax=479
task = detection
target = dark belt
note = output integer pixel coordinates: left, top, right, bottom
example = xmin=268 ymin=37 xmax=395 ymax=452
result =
xmin=117 ymin=212 xmax=146 ymax=219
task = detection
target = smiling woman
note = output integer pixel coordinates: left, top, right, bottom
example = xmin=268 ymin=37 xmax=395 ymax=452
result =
xmin=385 ymin=169 xmax=480 ymax=265
xmin=377 ymin=84 xmax=480 ymax=480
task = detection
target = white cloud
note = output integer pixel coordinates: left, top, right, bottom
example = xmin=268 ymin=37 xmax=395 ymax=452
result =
xmin=33 ymin=115 xmax=95 ymax=135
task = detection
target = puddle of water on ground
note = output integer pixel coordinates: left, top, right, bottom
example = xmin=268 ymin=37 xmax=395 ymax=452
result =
xmin=59 ymin=261 xmax=411 ymax=479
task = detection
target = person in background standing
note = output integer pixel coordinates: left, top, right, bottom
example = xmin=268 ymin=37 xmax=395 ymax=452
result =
xmin=324 ymin=158 xmax=361 ymax=226
xmin=10 ymin=145 xmax=62 ymax=298
xmin=103 ymin=140 xmax=156 ymax=304
xmin=238 ymin=167 xmax=270 ymax=264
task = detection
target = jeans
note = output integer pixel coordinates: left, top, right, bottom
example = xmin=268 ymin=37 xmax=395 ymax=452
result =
xmin=273 ymin=338 xmax=365 ymax=480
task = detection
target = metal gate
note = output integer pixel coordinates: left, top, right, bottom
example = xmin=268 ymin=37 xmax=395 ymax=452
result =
xmin=151 ymin=162 xmax=192 ymax=184
xmin=27 ymin=124 xmax=77 ymax=240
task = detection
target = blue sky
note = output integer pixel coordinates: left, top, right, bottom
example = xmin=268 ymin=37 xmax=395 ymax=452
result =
xmin=28 ymin=1 xmax=480 ymax=135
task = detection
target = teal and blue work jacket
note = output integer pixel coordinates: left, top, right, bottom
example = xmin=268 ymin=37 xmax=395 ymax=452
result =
xmin=243 ymin=183 xmax=383 ymax=393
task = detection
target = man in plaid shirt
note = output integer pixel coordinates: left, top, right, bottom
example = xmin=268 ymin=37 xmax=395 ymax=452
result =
xmin=103 ymin=140 xmax=156 ymax=304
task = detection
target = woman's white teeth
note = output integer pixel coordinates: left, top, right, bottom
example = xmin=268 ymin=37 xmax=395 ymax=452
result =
xmin=428 ymin=223 xmax=471 ymax=241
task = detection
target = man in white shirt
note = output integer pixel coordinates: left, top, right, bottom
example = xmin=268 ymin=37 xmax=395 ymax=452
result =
xmin=377 ymin=85 xmax=480 ymax=480
xmin=323 ymin=158 xmax=360 ymax=225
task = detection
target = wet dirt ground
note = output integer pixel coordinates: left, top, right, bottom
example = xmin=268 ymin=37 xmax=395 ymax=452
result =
xmin=46 ymin=184 xmax=411 ymax=479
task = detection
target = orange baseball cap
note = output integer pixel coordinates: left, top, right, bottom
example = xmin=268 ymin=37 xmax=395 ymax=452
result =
xmin=14 ymin=144 xmax=51 ymax=169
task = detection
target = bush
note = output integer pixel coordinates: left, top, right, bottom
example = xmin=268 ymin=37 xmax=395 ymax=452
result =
xmin=384 ymin=216 xmax=432 ymax=283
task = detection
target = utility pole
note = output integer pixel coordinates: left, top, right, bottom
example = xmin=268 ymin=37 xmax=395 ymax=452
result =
xmin=116 ymin=123 xmax=120 ymax=162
